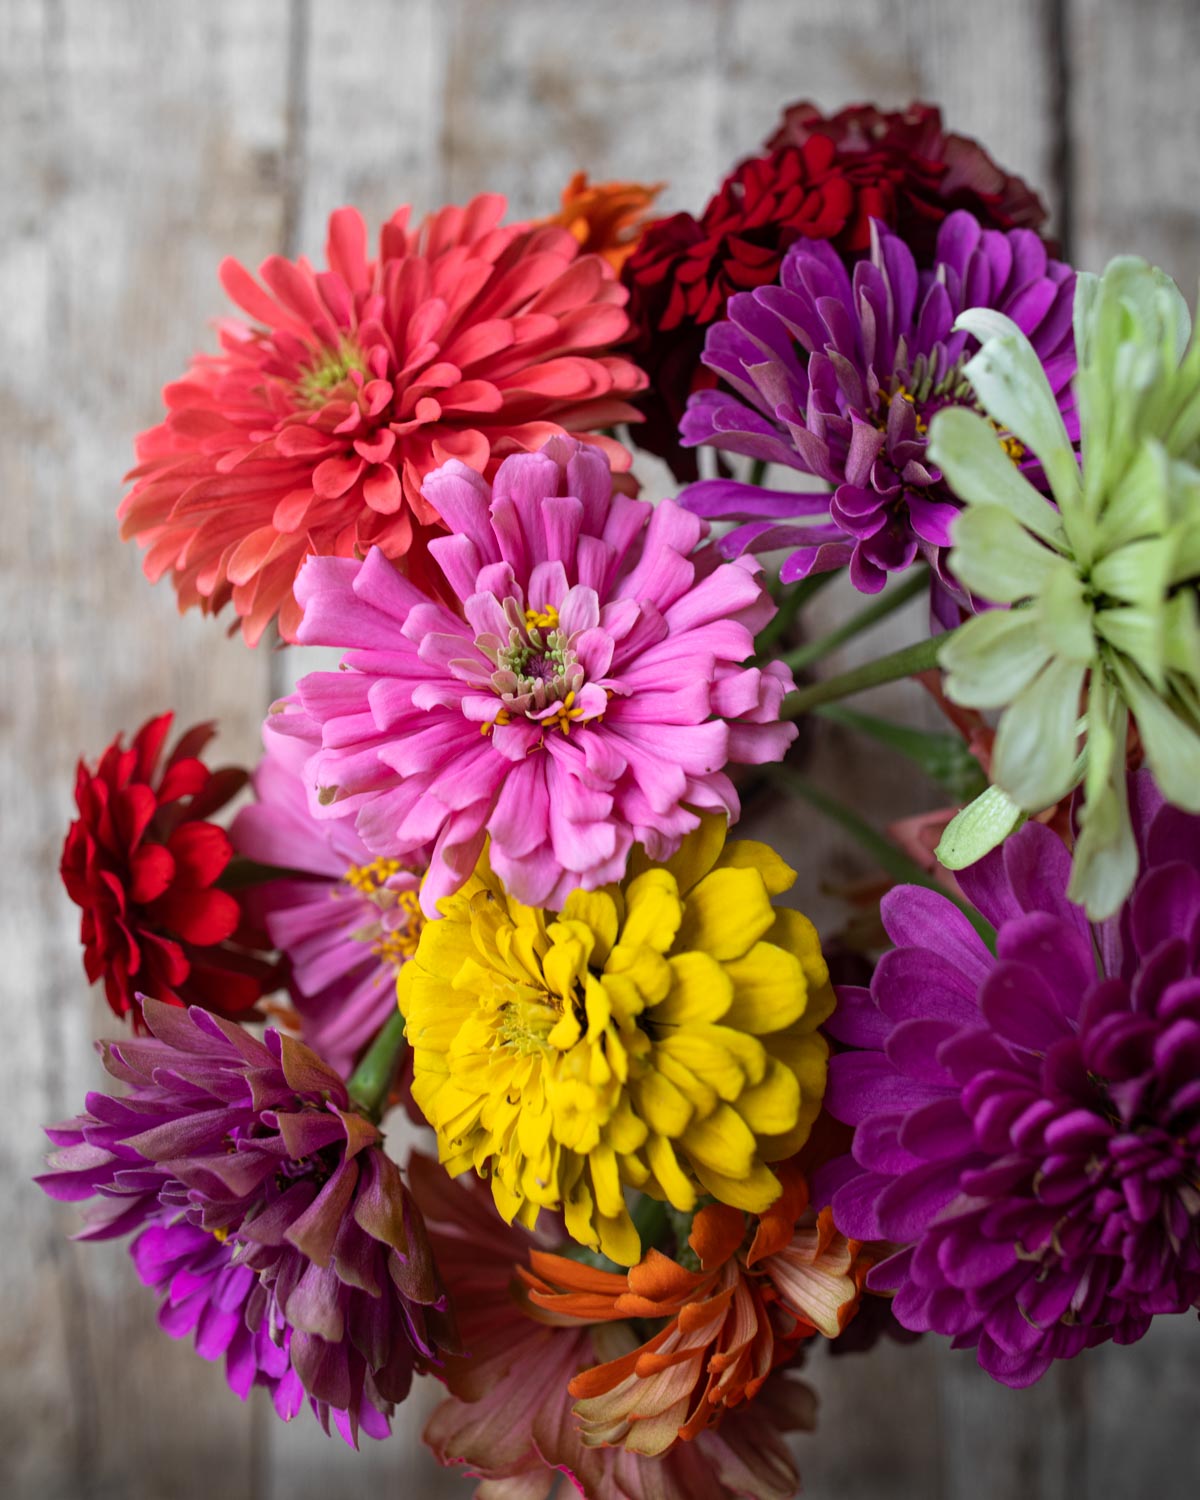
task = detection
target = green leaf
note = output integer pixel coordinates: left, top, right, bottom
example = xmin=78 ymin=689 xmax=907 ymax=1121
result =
xmin=934 ymin=785 xmax=1028 ymax=870
xmin=769 ymin=767 xmax=996 ymax=946
xmin=817 ymin=705 xmax=989 ymax=801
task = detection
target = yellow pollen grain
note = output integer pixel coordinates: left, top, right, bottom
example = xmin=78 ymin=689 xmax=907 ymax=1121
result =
xmin=344 ymin=856 xmax=405 ymax=895
xmin=373 ymin=893 xmax=426 ymax=968
xmin=524 ymin=603 xmax=560 ymax=632
xmin=879 ymin=385 xmax=928 ymax=436
xmin=996 ymin=429 xmax=1026 ymax=463
xmin=545 ymin=697 xmax=586 ymax=737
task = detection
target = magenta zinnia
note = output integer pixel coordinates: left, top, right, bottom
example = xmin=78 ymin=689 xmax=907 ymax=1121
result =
xmin=119 ymin=195 xmax=647 ymax=644
xmin=818 ymin=774 xmax=1200 ymax=1386
xmin=277 ymin=437 xmax=796 ymax=912
xmin=36 ymin=1001 xmax=450 ymax=1443
xmin=232 ymin=729 xmax=427 ymax=1077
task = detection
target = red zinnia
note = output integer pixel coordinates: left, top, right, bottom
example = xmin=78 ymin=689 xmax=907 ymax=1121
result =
xmin=60 ymin=713 xmax=273 ymax=1022
xmin=622 ymin=99 xmax=1049 ymax=477
xmin=120 ymin=194 xmax=647 ymax=645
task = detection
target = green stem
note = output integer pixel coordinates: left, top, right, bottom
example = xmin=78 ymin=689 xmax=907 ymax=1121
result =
xmin=347 ymin=1009 xmax=407 ymax=1122
xmin=754 ymin=568 xmax=839 ymax=658
xmin=748 ymin=457 xmax=769 ymax=488
xmin=781 ymin=568 xmax=929 ymax=673
xmin=782 ymin=630 xmax=954 ymax=719
xmin=769 ymin=768 xmax=996 ymax=948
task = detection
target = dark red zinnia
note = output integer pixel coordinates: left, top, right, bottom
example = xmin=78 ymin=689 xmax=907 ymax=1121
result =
xmin=621 ymin=99 xmax=1050 ymax=478
xmin=60 ymin=712 xmax=274 ymax=1022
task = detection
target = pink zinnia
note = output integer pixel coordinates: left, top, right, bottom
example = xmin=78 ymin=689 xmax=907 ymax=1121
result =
xmin=119 ymin=195 xmax=647 ymax=644
xmin=231 ymin=730 xmax=427 ymax=1077
xmin=275 ymin=437 xmax=796 ymax=913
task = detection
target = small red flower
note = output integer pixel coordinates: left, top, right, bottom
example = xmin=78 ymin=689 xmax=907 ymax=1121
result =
xmin=622 ymin=99 xmax=1049 ymax=478
xmin=60 ymin=713 xmax=273 ymax=1022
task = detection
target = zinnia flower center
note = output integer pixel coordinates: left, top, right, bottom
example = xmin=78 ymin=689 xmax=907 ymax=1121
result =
xmin=880 ymin=371 xmax=1024 ymax=462
xmin=295 ymin=336 xmax=370 ymax=407
xmin=480 ymin=600 xmax=600 ymax=737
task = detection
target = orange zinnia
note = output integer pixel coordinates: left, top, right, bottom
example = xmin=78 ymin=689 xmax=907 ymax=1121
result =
xmin=541 ymin=172 xmax=664 ymax=273
xmin=521 ymin=1164 xmax=861 ymax=1457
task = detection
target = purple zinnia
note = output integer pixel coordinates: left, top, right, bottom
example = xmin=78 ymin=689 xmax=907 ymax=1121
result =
xmin=37 ymin=1000 xmax=450 ymax=1444
xmin=817 ymin=773 xmax=1200 ymax=1387
xmin=232 ymin=729 xmax=427 ymax=1078
xmin=679 ymin=211 xmax=1076 ymax=599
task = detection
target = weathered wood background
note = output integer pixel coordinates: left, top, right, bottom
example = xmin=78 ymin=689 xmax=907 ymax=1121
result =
xmin=3 ymin=2 xmax=1199 ymax=1496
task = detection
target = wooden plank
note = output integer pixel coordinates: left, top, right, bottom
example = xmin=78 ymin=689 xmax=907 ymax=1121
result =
xmin=0 ymin=1 xmax=289 ymax=1495
xmin=1065 ymin=6 xmax=1200 ymax=1495
xmin=1070 ymin=0 xmax=1200 ymax=285
xmin=439 ymin=0 xmax=726 ymax=219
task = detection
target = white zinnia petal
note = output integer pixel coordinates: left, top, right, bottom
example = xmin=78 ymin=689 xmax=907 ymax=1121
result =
xmin=992 ymin=657 xmax=1087 ymax=809
xmin=927 ymin=407 xmax=1068 ymax=549
xmin=955 ymin=309 xmax=1081 ymax=512
xmin=940 ymin=610 xmax=1054 ymax=710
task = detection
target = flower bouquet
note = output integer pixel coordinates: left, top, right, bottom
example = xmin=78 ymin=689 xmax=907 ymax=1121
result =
xmin=39 ymin=99 xmax=1200 ymax=1497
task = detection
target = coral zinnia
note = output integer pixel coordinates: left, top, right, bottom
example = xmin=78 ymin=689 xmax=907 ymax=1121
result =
xmin=522 ymin=1162 xmax=861 ymax=1454
xmin=680 ymin=212 xmax=1075 ymax=597
xmin=819 ymin=776 xmax=1200 ymax=1386
xmin=412 ymin=1155 xmax=815 ymax=1500
xmin=398 ymin=819 xmax=833 ymax=1265
xmin=621 ymin=100 xmax=1048 ymax=478
xmin=119 ymin=194 xmax=647 ymax=644
xmin=539 ymin=172 xmax=664 ymax=273
xmin=279 ymin=437 xmax=795 ymax=914
xmin=232 ymin=728 xmax=427 ymax=1077
xmin=60 ymin=712 xmax=273 ymax=1022
xmin=36 ymin=1000 xmax=450 ymax=1443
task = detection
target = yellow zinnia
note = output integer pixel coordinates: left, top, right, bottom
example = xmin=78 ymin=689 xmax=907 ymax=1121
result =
xmin=397 ymin=817 xmax=833 ymax=1265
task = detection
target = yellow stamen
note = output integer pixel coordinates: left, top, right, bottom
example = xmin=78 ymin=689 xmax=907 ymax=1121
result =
xmin=879 ymin=385 xmax=928 ymax=435
xmin=371 ymin=889 xmax=425 ymax=968
xmin=524 ymin=603 xmax=560 ymax=632
xmin=343 ymin=856 xmax=405 ymax=895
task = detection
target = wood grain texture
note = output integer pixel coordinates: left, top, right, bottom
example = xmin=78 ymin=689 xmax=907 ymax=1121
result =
xmin=1 ymin=2 xmax=287 ymax=1496
xmin=2 ymin=2 xmax=1199 ymax=1497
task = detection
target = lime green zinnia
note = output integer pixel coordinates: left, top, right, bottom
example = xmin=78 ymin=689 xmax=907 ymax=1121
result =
xmin=397 ymin=818 xmax=833 ymax=1266
xmin=926 ymin=257 xmax=1200 ymax=917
